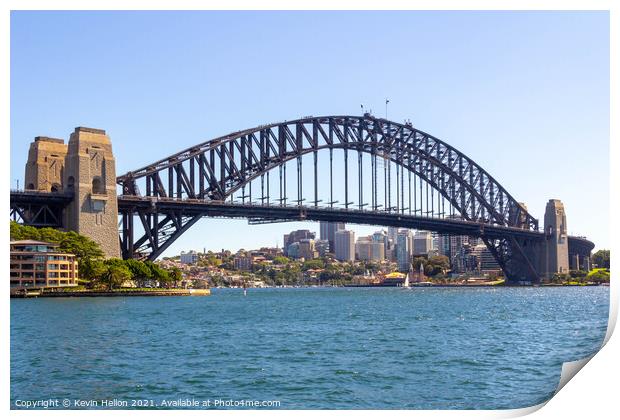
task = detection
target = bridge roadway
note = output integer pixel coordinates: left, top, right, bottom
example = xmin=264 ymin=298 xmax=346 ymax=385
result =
xmin=118 ymin=195 xmax=544 ymax=241
xmin=9 ymin=190 xmax=594 ymax=257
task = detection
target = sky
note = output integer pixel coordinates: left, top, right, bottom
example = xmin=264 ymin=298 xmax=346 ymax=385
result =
xmin=10 ymin=11 xmax=610 ymax=256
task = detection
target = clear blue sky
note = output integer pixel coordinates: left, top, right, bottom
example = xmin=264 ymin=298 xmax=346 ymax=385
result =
xmin=10 ymin=11 xmax=610 ymax=256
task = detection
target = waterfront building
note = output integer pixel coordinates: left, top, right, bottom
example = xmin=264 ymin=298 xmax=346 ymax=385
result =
xmin=10 ymin=240 xmax=79 ymax=289
xmin=320 ymin=222 xmax=345 ymax=252
xmin=413 ymin=231 xmax=433 ymax=256
xmin=180 ymin=250 xmax=199 ymax=265
xmin=283 ymin=229 xmax=315 ymax=256
xmin=334 ymin=230 xmax=355 ymax=262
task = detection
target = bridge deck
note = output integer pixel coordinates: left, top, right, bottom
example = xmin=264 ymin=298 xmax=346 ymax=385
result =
xmin=117 ymin=196 xmax=545 ymax=240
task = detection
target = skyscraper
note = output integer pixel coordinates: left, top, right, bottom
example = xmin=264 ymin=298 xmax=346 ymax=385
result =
xmin=355 ymin=236 xmax=385 ymax=262
xmin=320 ymin=222 xmax=345 ymax=253
xmin=334 ymin=230 xmax=355 ymax=262
xmin=396 ymin=231 xmax=411 ymax=271
xmin=283 ymin=229 xmax=315 ymax=256
xmin=413 ymin=231 xmax=433 ymax=256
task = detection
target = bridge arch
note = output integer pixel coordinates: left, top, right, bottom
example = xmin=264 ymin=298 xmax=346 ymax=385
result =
xmin=117 ymin=115 xmax=541 ymax=282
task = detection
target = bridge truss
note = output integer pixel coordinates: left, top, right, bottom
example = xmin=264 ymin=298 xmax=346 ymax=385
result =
xmin=117 ymin=114 xmax=543 ymax=283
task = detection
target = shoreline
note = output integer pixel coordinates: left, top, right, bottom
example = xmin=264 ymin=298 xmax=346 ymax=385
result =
xmin=10 ymin=288 xmax=211 ymax=298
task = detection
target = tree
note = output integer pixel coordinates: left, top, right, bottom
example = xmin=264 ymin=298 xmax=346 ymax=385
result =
xmin=272 ymin=256 xmax=289 ymax=265
xmin=170 ymin=267 xmax=183 ymax=287
xmin=428 ymin=255 xmax=450 ymax=271
xmin=80 ymin=258 xmax=106 ymax=281
xmin=302 ymin=259 xmax=325 ymax=271
xmin=145 ymin=261 xmax=171 ymax=287
xmin=587 ymin=269 xmax=610 ymax=284
xmin=592 ymin=250 xmax=610 ymax=269
xmin=100 ymin=264 xmax=132 ymax=291
xmin=124 ymin=259 xmax=154 ymax=286
xmin=59 ymin=231 xmax=104 ymax=261
xmin=10 ymin=221 xmax=40 ymax=241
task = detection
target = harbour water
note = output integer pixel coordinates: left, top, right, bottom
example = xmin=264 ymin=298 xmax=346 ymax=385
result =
xmin=11 ymin=287 xmax=609 ymax=409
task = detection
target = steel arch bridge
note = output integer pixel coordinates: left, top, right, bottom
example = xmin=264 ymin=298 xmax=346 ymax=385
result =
xmin=117 ymin=114 xmax=549 ymax=284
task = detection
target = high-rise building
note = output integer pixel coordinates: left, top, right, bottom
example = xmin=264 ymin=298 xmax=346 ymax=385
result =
xmin=413 ymin=231 xmax=433 ymax=256
xmin=334 ymin=230 xmax=355 ymax=262
xmin=298 ymin=239 xmax=317 ymax=260
xmin=396 ymin=231 xmax=411 ymax=271
xmin=387 ymin=227 xmax=398 ymax=244
xmin=283 ymin=230 xmax=315 ymax=256
xmin=355 ymin=235 xmax=385 ymax=262
xmin=315 ymin=239 xmax=330 ymax=257
xmin=320 ymin=222 xmax=345 ymax=253
xmin=287 ymin=242 xmax=301 ymax=259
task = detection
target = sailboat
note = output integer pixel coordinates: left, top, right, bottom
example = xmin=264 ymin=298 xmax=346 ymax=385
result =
xmin=403 ymin=264 xmax=411 ymax=289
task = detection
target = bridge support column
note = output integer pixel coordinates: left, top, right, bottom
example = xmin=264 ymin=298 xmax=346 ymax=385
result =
xmin=542 ymin=199 xmax=569 ymax=279
xmin=64 ymin=127 xmax=120 ymax=258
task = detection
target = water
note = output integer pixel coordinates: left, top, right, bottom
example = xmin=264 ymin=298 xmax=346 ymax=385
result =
xmin=11 ymin=287 xmax=609 ymax=409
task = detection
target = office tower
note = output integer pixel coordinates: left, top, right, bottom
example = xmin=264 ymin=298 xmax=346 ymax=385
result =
xmin=320 ymin=222 xmax=345 ymax=252
xmin=334 ymin=230 xmax=355 ymax=262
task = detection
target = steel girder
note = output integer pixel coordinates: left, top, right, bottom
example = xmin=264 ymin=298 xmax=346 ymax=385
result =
xmin=116 ymin=115 xmax=541 ymax=280
xmin=9 ymin=191 xmax=73 ymax=228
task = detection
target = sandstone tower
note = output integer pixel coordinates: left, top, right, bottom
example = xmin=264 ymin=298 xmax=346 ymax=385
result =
xmin=543 ymin=199 xmax=569 ymax=277
xmin=63 ymin=127 xmax=120 ymax=258
xmin=24 ymin=136 xmax=68 ymax=192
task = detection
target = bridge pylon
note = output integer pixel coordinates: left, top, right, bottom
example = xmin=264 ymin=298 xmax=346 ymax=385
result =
xmin=63 ymin=127 xmax=120 ymax=258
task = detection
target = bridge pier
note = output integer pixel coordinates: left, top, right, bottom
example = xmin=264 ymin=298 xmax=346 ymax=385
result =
xmin=64 ymin=127 xmax=120 ymax=258
xmin=541 ymin=199 xmax=569 ymax=279
xmin=22 ymin=127 xmax=120 ymax=258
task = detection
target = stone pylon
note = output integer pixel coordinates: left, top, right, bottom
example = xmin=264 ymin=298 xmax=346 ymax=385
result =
xmin=543 ymin=199 xmax=569 ymax=277
xmin=24 ymin=136 xmax=68 ymax=192
xmin=63 ymin=127 xmax=120 ymax=258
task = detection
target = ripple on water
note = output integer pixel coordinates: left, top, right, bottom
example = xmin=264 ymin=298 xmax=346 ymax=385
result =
xmin=10 ymin=287 xmax=609 ymax=409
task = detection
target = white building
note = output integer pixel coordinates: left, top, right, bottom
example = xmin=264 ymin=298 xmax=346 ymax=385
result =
xmin=180 ymin=251 xmax=199 ymax=265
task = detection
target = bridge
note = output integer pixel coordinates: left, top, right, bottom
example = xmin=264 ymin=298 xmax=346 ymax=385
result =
xmin=10 ymin=115 xmax=594 ymax=284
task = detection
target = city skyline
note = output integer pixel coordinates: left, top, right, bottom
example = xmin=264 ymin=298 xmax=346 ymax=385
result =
xmin=10 ymin=11 xmax=609 ymax=256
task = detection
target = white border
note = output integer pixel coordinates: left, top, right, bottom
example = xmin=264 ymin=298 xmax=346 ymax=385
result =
xmin=2 ymin=1 xmax=617 ymax=419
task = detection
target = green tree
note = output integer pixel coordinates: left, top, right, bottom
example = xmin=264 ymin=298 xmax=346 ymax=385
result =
xmin=587 ymin=269 xmax=610 ymax=284
xmin=99 ymin=263 xmax=132 ymax=291
xmin=124 ymin=259 xmax=154 ymax=286
xmin=79 ymin=258 xmax=106 ymax=281
xmin=145 ymin=261 xmax=171 ymax=287
xmin=170 ymin=267 xmax=183 ymax=287
xmin=10 ymin=221 xmax=40 ymax=241
xmin=272 ymin=256 xmax=289 ymax=265
xmin=59 ymin=231 xmax=105 ymax=261
xmin=302 ymin=259 xmax=325 ymax=271
xmin=592 ymin=250 xmax=610 ymax=269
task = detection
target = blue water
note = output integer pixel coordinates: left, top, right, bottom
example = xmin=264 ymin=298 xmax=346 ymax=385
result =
xmin=11 ymin=287 xmax=609 ymax=409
